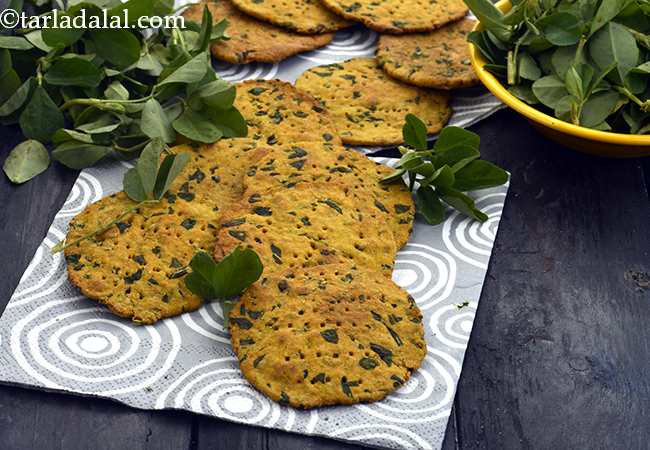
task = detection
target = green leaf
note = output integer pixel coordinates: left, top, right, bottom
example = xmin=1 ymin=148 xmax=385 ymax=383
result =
xmin=0 ymin=69 xmax=21 ymax=105
xmin=453 ymin=160 xmax=509 ymax=191
xmin=537 ymin=12 xmax=582 ymax=46
xmin=434 ymin=126 xmax=480 ymax=153
xmin=630 ymin=61 xmax=650 ymax=75
xmin=44 ymin=57 xmax=104 ymax=88
xmin=52 ymin=129 xmax=95 ymax=144
xmin=565 ymin=66 xmax=584 ymax=99
xmin=3 ymin=140 xmax=49 ymax=184
xmin=90 ymin=29 xmax=141 ymax=70
xmin=153 ymin=152 xmax=190 ymax=199
xmin=0 ymin=36 xmax=33 ymax=51
xmin=211 ymin=106 xmax=248 ymax=138
xmin=52 ymin=141 xmax=112 ymax=169
xmin=123 ymin=168 xmax=147 ymax=202
xmin=439 ymin=188 xmax=488 ymax=222
xmin=195 ymin=5 xmax=214 ymax=53
xmin=380 ymin=168 xmax=407 ymax=184
xmin=551 ymin=45 xmax=586 ymax=79
xmin=464 ymin=0 xmax=511 ymax=41
xmin=76 ymin=117 xmax=122 ymax=134
xmin=185 ymin=248 xmax=263 ymax=300
xmin=19 ymin=85 xmax=64 ymax=143
xmin=104 ymin=81 xmax=129 ymax=100
xmin=580 ymin=91 xmax=625 ymax=128
xmin=211 ymin=18 xmax=229 ymax=40
xmin=402 ymin=113 xmax=428 ymax=150
xmin=532 ymin=75 xmax=569 ymax=109
xmin=197 ymin=79 xmax=236 ymax=109
xmin=141 ymin=98 xmax=175 ymax=143
xmin=41 ymin=12 xmax=85 ymax=48
xmin=109 ymin=0 xmax=157 ymax=24
xmin=589 ymin=22 xmax=639 ymax=85
xmin=590 ymin=0 xmax=630 ymax=36
xmin=158 ymin=53 xmax=209 ymax=86
xmin=468 ymin=31 xmax=497 ymax=65
xmin=423 ymin=165 xmax=455 ymax=189
xmin=153 ymin=0 xmax=175 ymax=16
xmin=137 ymin=53 xmax=164 ymax=77
xmin=518 ymin=52 xmax=541 ymax=81
xmin=554 ymin=95 xmax=577 ymax=122
xmin=0 ymin=77 xmax=31 ymax=117
xmin=0 ymin=49 xmax=12 ymax=79
xmin=137 ymin=139 xmax=165 ymax=199
xmin=173 ymin=108 xmax=223 ymax=143
xmin=508 ymin=84 xmax=539 ymax=104
xmin=24 ymin=30 xmax=53 ymax=52
xmin=416 ymin=186 xmax=445 ymax=225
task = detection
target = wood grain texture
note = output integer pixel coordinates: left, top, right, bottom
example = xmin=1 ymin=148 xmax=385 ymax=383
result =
xmin=0 ymin=110 xmax=649 ymax=449
xmin=453 ymin=113 xmax=650 ymax=449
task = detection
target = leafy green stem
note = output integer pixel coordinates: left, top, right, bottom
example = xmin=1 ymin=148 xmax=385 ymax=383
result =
xmin=615 ymin=86 xmax=650 ymax=113
xmin=628 ymin=28 xmax=650 ymax=51
xmin=59 ymin=95 xmax=153 ymax=111
xmin=573 ymin=36 xmax=586 ymax=65
xmin=114 ymin=140 xmax=151 ymax=153
xmin=507 ymin=50 xmax=517 ymax=85
xmin=52 ymin=200 xmax=158 ymax=253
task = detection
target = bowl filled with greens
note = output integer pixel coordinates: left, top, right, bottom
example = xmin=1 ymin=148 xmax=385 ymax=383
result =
xmin=466 ymin=0 xmax=650 ymax=157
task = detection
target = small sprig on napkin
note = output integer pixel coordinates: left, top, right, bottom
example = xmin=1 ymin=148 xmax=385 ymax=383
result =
xmin=185 ymin=249 xmax=264 ymax=325
xmin=381 ymin=114 xmax=509 ymax=225
xmin=52 ymin=138 xmax=190 ymax=252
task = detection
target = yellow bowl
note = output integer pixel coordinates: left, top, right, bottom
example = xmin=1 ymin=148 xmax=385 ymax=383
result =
xmin=468 ymin=0 xmax=650 ymax=157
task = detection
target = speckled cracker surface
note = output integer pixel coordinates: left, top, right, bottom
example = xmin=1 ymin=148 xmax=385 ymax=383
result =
xmin=235 ymin=80 xmax=342 ymax=145
xmin=295 ymin=58 xmax=451 ymax=145
xmin=241 ymin=141 xmax=414 ymax=248
xmin=230 ymin=263 xmax=426 ymax=409
xmin=214 ymin=182 xmax=397 ymax=275
xmin=65 ymin=139 xmax=267 ymax=324
xmin=377 ymin=18 xmax=479 ymax=89
xmin=183 ymin=1 xmax=334 ymax=64
xmin=320 ymin=0 xmax=467 ymax=33
xmin=230 ymin=0 xmax=351 ymax=34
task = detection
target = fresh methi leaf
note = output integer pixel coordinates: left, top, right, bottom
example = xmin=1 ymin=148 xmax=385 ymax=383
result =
xmin=185 ymin=248 xmax=264 ymax=300
xmin=3 ymin=140 xmax=50 ymax=184
xmin=19 ymin=86 xmax=64 ymax=143
xmin=402 ymin=113 xmax=428 ymax=150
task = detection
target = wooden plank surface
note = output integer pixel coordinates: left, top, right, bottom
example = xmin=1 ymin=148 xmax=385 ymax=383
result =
xmin=0 ymin=109 xmax=648 ymax=449
xmin=454 ymin=114 xmax=650 ymax=449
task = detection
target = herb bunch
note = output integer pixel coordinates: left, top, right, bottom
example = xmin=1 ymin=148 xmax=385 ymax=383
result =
xmin=1 ymin=0 xmax=246 ymax=184
xmin=381 ymin=114 xmax=509 ymax=225
xmin=466 ymin=0 xmax=650 ymax=134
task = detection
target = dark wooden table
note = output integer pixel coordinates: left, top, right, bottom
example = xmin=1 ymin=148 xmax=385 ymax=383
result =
xmin=1 ymin=109 xmax=649 ymax=450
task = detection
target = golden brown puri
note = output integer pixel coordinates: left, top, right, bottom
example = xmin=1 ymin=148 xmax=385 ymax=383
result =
xmin=295 ymin=58 xmax=451 ymax=145
xmin=377 ymin=18 xmax=479 ymax=89
xmin=65 ymin=139 xmax=268 ymax=324
xmin=320 ymin=0 xmax=467 ymax=34
xmin=240 ymin=141 xmax=414 ymax=249
xmin=230 ymin=0 xmax=352 ymax=34
xmin=235 ymin=79 xmax=342 ymax=146
xmin=182 ymin=1 xmax=334 ymax=64
xmin=214 ymin=182 xmax=397 ymax=276
xmin=230 ymin=263 xmax=426 ymax=408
